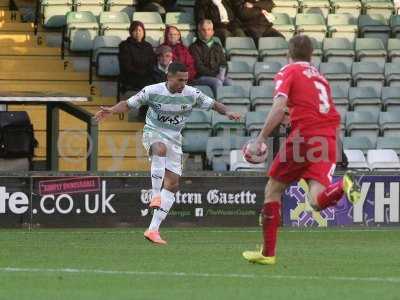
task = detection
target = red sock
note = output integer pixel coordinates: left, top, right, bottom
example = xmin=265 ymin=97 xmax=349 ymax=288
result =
xmin=316 ymin=180 xmax=344 ymax=210
xmin=261 ymin=201 xmax=281 ymax=257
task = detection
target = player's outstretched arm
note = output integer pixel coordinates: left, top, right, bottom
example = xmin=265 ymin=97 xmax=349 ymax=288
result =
xmin=257 ymin=95 xmax=287 ymax=143
xmin=94 ymin=101 xmax=130 ymax=122
xmin=212 ymin=101 xmax=241 ymax=121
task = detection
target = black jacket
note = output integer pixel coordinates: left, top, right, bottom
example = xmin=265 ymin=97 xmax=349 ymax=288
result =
xmin=152 ymin=65 xmax=167 ymax=83
xmin=137 ymin=0 xmax=177 ymax=11
xmin=189 ymin=38 xmax=227 ymax=78
xmin=195 ymin=0 xmax=242 ymax=29
xmin=118 ymin=37 xmax=156 ymax=90
xmin=235 ymin=0 xmax=275 ymax=36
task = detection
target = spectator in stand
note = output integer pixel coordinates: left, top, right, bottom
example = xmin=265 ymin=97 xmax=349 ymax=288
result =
xmin=195 ymin=0 xmax=246 ymax=44
xmin=118 ymin=21 xmax=156 ymax=93
xmin=161 ymin=26 xmax=197 ymax=82
xmin=190 ymin=19 xmax=232 ymax=96
xmin=235 ymin=0 xmax=284 ymax=44
xmin=152 ymin=45 xmax=173 ymax=83
xmin=137 ymin=0 xmax=179 ymax=14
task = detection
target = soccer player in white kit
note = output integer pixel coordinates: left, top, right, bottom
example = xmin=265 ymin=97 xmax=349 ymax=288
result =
xmin=95 ymin=62 xmax=241 ymax=244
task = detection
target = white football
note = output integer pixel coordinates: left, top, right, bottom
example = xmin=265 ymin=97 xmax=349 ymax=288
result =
xmin=242 ymin=140 xmax=268 ymax=164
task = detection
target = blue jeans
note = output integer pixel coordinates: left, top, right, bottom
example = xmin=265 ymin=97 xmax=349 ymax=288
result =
xmin=193 ymin=76 xmax=233 ymax=97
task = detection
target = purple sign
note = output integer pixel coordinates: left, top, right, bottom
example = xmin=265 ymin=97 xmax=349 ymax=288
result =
xmin=282 ymin=176 xmax=400 ymax=227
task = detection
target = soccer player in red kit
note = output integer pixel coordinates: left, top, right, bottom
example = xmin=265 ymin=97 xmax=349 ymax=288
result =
xmin=242 ymin=35 xmax=361 ymax=265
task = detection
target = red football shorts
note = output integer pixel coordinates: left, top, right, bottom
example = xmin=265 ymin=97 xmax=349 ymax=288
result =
xmin=268 ymin=133 xmax=337 ymax=187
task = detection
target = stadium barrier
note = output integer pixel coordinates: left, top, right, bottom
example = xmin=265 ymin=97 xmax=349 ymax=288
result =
xmin=0 ymin=174 xmax=399 ymax=228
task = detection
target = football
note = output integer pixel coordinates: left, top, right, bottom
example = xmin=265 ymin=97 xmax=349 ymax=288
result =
xmin=242 ymin=140 xmax=268 ymax=164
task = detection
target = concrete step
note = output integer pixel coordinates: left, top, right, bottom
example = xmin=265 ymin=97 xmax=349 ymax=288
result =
xmin=0 ymin=22 xmax=34 ymax=32
xmin=0 ymin=71 xmax=88 ymax=81
xmin=34 ymin=130 xmax=146 ymax=158
xmin=0 ymin=10 xmax=21 ymax=21
xmin=0 ymin=80 xmax=96 ymax=96
xmin=0 ymin=58 xmax=73 ymax=72
xmin=0 ymin=45 xmax=60 ymax=56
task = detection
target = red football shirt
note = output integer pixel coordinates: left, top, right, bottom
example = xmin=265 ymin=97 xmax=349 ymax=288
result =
xmin=274 ymin=62 xmax=340 ymax=137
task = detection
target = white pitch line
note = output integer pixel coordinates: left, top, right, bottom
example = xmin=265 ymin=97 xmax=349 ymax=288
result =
xmin=1 ymin=229 xmax=399 ymax=234
xmin=1 ymin=267 xmax=399 ymax=284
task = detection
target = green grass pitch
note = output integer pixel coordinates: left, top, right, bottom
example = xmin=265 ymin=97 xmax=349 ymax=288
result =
xmin=1 ymin=228 xmax=400 ymax=300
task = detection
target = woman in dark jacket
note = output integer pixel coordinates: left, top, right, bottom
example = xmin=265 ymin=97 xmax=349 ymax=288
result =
xmin=161 ymin=26 xmax=197 ymax=82
xmin=118 ymin=21 xmax=156 ymax=92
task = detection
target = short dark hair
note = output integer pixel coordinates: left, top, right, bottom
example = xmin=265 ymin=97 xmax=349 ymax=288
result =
xmin=167 ymin=62 xmax=187 ymax=74
xmin=288 ymin=35 xmax=313 ymax=62
xmin=156 ymin=45 xmax=172 ymax=56
xmin=198 ymin=19 xmax=213 ymax=29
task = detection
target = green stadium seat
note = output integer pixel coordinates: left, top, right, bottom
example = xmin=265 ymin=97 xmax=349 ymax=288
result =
xmin=41 ymin=0 xmax=72 ymax=28
xmin=254 ymin=61 xmax=283 ymax=86
xmin=384 ymin=63 xmax=400 ymax=86
xmin=381 ymin=86 xmax=400 ymax=111
xmin=271 ymin=13 xmax=295 ymax=40
xmin=177 ymin=0 xmax=195 ymax=14
xmin=166 ymin=11 xmax=194 ymax=24
xmin=358 ymin=14 xmax=391 ymax=45
xmin=387 ymin=38 xmax=400 ymax=63
xmin=182 ymin=110 xmax=212 ymax=153
xmin=272 ymin=0 xmax=299 ymax=18
xmin=99 ymin=11 xmax=130 ymax=39
xmin=343 ymin=149 xmax=370 ymax=170
xmin=361 ymin=0 xmax=394 ymax=19
xmin=75 ymin=0 xmax=105 ymax=16
xmin=301 ymin=0 xmax=330 ymax=18
xmin=327 ymin=13 xmax=358 ymax=42
xmin=295 ymin=13 xmax=327 ymax=42
xmin=346 ymin=111 xmax=380 ymax=142
xmin=133 ymin=11 xmax=162 ymax=23
xmin=227 ymin=61 xmax=255 ymax=89
xmin=245 ymin=111 xmax=268 ymax=137
xmin=319 ymin=62 xmax=351 ymax=89
xmin=212 ymin=112 xmax=246 ymax=136
xmin=310 ymin=37 xmax=323 ymax=65
xmin=206 ymin=136 xmax=250 ymax=171
xmin=132 ymin=12 xmax=165 ymax=47
xmin=250 ymin=85 xmax=275 ymax=111
xmin=355 ymin=38 xmax=387 ymax=67
xmin=367 ymin=149 xmax=400 ymax=171
xmin=331 ymin=85 xmax=349 ymax=119
xmin=194 ymin=85 xmax=214 ymax=98
xmin=330 ymin=0 xmax=362 ymax=18
xmin=230 ymin=149 xmax=267 ymax=171
xmin=216 ymin=86 xmax=250 ymax=114
xmin=379 ymin=111 xmax=400 ymax=136
xmin=390 ymin=15 xmax=400 ymax=38
xmin=107 ymin=0 xmax=137 ymax=19
xmin=91 ymin=36 xmax=121 ymax=79
xmin=258 ymin=37 xmax=288 ymax=64
xmin=343 ymin=136 xmax=376 ymax=154
xmin=349 ymin=86 xmax=382 ymax=113
xmin=352 ymin=62 xmax=385 ymax=89
xmin=377 ymin=136 xmax=400 ymax=154
xmin=225 ymin=37 xmax=259 ymax=65
xmin=66 ymin=11 xmax=99 ymax=51
xmin=323 ymin=37 xmax=355 ymax=66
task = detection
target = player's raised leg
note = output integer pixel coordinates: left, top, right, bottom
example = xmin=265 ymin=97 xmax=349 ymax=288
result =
xmin=148 ymin=142 xmax=167 ymax=209
xmin=145 ymin=169 xmax=178 ymax=245
xmin=243 ymin=177 xmax=289 ymax=265
xmin=300 ymin=170 xmax=361 ymax=212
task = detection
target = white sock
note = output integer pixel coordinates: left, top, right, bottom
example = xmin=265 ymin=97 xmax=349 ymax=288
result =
xmin=148 ymin=189 xmax=175 ymax=231
xmin=151 ymin=155 xmax=166 ymax=197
